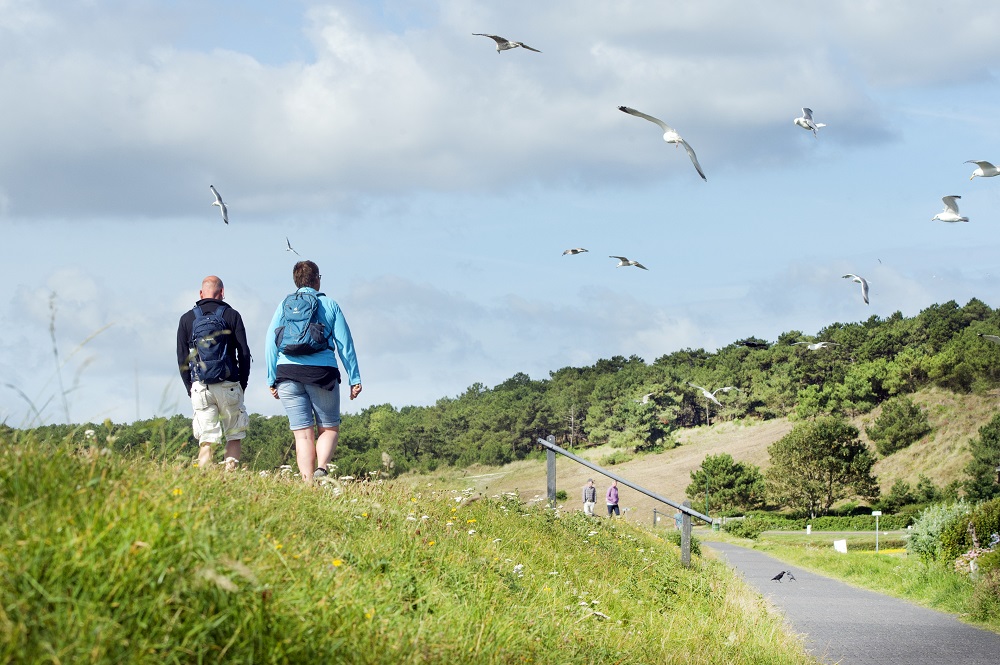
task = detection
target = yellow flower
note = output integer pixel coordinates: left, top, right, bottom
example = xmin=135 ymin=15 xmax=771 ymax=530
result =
xmin=332 ymin=559 xmax=344 ymax=567
xmin=362 ymin=513 xmax=368 ymax=517
xmin=467 ymin=518 xmax=476 ymax=524
xmin=172 ymin=488 xmax=183 ymax=496
xmin=365 ymin=611 xmax=373 ymax=619
xmin=428 ymin=541 xmax=435 ymax=546
xmin=410 ymin=497 xmax=417 ymax=503
xmin=172 ymin=512 xmax=179 ymax=519
xmin=275 ymin=543 xmax=283 ymax=550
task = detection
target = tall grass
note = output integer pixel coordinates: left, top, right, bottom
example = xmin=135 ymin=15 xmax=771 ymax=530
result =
xmin=0 ymin=431 xmax=819 ymax=664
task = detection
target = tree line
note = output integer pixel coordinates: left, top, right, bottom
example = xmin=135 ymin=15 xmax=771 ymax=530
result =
xmin=7 ymin=298 xmax=1000 ymax=507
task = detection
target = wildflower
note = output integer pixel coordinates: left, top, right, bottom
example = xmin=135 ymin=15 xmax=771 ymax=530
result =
xmin=467 ymin=519 xmax=476 ymax=524
xmin=332 ymin=559 xmax=344 ymax=567
xmin=468 ymin=529 xmax=476 ymax=535
xmin=362 ymin=513 xmax=368 ymax=517
xmin=548 ymin=571 xmax=558 ymax=576
xmin=446 ymin=521 xmax=454 ymax=527
xmin=421 ymin=515 xmax=430 ymax=521
xmin=428 ymin=541 xmax=436 ymax=546
xmin=411 ymin=498 xmax=418 ymax=503
xmin=406 ymin=515 xmax=417 ymax=522
xmin=172 ymin=488 xmax=183 ymax=496
xmin=365 ymin=611 xmax=374 ymax=619
xmin=513 ymin=563 xmax=524 ymax=576
xmin=492 ymin=538 xmax=502 ymax=543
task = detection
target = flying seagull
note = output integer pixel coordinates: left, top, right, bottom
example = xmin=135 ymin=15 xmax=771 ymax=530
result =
xmin=473 ymin=33 xmax=541 ymax=53
xmin=285 ymin=237 xmax=301 ymax=256
xmin=842 ymin=273 xmax=870 ymax=305
xmin=687 ymin=382 xmax=740 ymax=406
xmin=209 ymin=185 xmax=228 ymax=225
xmin=610 ymin=255 xmax=648 ymax=270
xmin=966 ymin=160 xmax=1000 ymax=180
xmin=618 ymin=106 xmax=707 ymax=181
xmin=978 ymin=333 xmax=1000 ymax=344
xmin=792 ymin=341 xmax=838 ymax=351
xmin=635 ymin=392 xmax=656 ymax=404
xmin=931 ymin=195 xmax=969 ymax=223
xmin=793 ymin=108 xmax=826 ymax=137
xmin=562 ymin=248 xmax=588 ymax=255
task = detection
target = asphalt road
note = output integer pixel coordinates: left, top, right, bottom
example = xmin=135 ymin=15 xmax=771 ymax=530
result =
xmin=706 ymin=541 xmax=1000 ymax=664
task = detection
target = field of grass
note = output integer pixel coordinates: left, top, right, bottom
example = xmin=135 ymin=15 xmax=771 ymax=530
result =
xmin=0 ymin=433 xmax=821 ymax=664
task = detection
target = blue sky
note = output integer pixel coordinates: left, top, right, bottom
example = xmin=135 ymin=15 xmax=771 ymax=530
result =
xmin=2 ymin=1 xmax=1000 ymax=426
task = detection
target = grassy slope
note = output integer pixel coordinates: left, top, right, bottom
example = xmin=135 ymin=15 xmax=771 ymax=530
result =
xmin=419 ymin=387 xmax=994 ymax=522
xmin=0 ymin=436 xmax=818 ymax=664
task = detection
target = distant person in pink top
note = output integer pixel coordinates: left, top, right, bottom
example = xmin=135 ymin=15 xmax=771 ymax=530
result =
xmin=606 ymin=480 xmax=620 ymax=517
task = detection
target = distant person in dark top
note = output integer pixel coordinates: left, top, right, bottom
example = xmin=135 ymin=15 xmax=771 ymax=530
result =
xmin=265 ymin=260 xmax=362 ymax=483
xmin=582 ymin=478 xmax=597 ymax=516
xmin=606 ymin=479 xmax=620 ymax=517
xmin=176 ymin=275 xmax=251 ymax=470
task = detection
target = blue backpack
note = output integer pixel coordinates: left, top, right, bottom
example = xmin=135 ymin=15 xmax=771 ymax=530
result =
xmin=275 ymin=291 xmax=330 ymax=355
xmin=189 ymin=304 xmax=236 ymax=383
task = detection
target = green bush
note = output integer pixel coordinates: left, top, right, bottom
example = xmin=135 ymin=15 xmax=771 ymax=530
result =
xmin=663 ymin=530 xmax=701 ymax=556
xmin=976 ymin=550 xmax=1000 ymax=576
xmin=555 ymin=490 xmax=568 ymax=501
xmin=599 ymin=449 xmax=635 ymax=466
xmin=865 ymin=396 xmax=932 ymax=455
xmin=940 ymin=497 xmax=1000 ymax=563
xmin=907 ymin=501 xmax=970 ymax=563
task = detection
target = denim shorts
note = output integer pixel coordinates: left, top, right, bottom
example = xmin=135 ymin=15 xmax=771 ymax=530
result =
xmin=277 ymin=380 xmax=341 ymax=430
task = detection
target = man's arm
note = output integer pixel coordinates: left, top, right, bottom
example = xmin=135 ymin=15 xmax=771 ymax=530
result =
xmin=176 ymin=314 xmax=193 ymax=396
xmin=231 ymin=311 xmax=252 ymax=391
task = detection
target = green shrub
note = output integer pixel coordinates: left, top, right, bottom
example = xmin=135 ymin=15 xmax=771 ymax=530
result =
xmin=663 ymin=530 xmax=701 ymax=556
xmin=940 ymin=497 xmax=1000 ymax=563
xmin=599 ymin=449 xmax=635 ymax=466
xmin=555 ymin=489 xmax=568 ymax=501
xmin=907 ymin=501 xmax=970 ymax=563
xmin=865 ymin=396 xmax=932 ymax=455
xmin=976 ymin=550 xmax=1000 ymax=576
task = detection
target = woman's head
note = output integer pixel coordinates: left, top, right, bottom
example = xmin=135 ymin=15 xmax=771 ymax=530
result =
xmin=293 ymin=260 xmax=321 ymax=289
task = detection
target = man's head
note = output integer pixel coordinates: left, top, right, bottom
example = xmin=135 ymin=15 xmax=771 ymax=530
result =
xmin=587 ymin=479 xmax=594 ymax=486
xmin=200 ymin=275 xmax=224 ymax=300
xmin=293 ymin=260 xmax=321 ymax=289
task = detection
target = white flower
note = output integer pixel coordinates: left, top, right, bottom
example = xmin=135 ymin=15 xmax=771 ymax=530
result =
xmin=492 ymin=538 xmax=502 ymax=543
xmin=406 ymin=516 xmax=417 ymax=522
xmin=468 ymin=529 xmax=476 ymax=535
xmin=548 ymin=571 xmax=558 ymax=576
xmin=512 ymin=564 xmax=524 ymax=576
xmin=421 ymin=515 xmax=430 ymax=521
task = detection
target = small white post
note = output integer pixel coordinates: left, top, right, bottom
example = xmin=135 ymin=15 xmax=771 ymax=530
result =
xmin=872 ymin=510 xmax=882 ymax=553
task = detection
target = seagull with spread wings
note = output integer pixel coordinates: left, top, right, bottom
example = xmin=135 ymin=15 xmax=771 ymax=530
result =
xmin=978 ymin=333 xmax=1000 ymax=344
xmin=209 ymin=185 xmax=229 ymax=224
xmin=932 ymin=195 xmax=969 ymax=223
xmin=285 ymin=237 xmax=301 ymax=256
xmin=562 ymin=248 xmax=588 ymax=255
xmin=793 ymin=108 xmax=826 ymax=137
xmin=473 ymin=33 xmax=541 ymax=53
xmin=792 ymin=341 xmax=838 ymax=351
xmin=842 ymin=273 xmax=870 ymax=305
xmin=610 ymin=255 xmax=648 ymax=270
xmin=618 ymin=106 xmax=707 ymax=181
xmin=966 ymin=160 xmax=999 ymax=180
xmin=687 ymin=383 xmax=740 ymax=407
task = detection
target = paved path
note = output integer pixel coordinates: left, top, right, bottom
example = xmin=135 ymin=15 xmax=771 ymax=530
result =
xmin=706 ymin=541 xmax=1000 ymax=664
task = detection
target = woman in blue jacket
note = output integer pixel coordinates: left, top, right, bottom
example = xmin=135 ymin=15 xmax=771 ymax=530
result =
xmin=266 ymin=260 xmax=362 ymax=482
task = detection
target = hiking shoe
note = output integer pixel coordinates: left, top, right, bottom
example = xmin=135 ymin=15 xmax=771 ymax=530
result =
xmin=224 ymin=457 xmax=240 ymax=472
xmin=313 ymin=468 xmax=328 ymax=479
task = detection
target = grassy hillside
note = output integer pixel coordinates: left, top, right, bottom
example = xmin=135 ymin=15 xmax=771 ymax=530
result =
xmin=425 ymin=387 xmax=992 ymax=521
xmin=0 ymin=433 xmax=818 ymax=664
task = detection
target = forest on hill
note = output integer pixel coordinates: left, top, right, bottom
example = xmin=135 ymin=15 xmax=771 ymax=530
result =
xmin=11 ymin=298 xmax=1000 ymax=484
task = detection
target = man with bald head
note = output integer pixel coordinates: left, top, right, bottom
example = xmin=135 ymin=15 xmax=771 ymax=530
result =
xmin=176 ymin=275 xmax=252 ymax=470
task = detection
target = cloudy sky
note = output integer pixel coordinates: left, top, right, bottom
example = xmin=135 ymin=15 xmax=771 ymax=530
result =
xmin=3 ymin=0 xmax=1000 ymax=426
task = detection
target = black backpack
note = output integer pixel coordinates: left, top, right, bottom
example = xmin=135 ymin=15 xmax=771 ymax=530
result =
xmin=274 ymin=291 xmax=330 ymax=355
xmin=189 ymin=304 xmax=236 ymax=383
